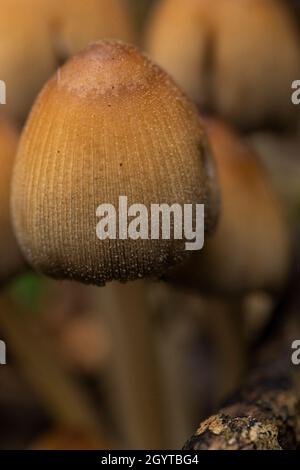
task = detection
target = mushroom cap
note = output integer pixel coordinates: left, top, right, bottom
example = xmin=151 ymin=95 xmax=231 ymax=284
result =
xmin=0 ymin=115 xmax=24 ymax=284
xmin=51 ymin=0 xmax=134 ymax=57
xmin=11 ymin=40 xmax=219 ymax=286
xmin=146 ymin=0 xmax=300 ymax=130
xmin=169 ymin=120 xmax=292 ymax=295
xmin=0 ymin=0 xmax=135 ymax=122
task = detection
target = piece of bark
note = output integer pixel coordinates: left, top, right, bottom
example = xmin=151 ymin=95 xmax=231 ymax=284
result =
xmin=183 ymin=354 xmax=300 ymax=450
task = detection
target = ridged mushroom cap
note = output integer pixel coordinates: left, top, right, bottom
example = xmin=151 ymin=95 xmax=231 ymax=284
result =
xmin=0 ymin=115 xmax=24 ymax=284
xmin=146 ymin=0 xmax=300 ymax=130
xmin=0 ymin=0 xmax=135 ymax=122
xmin=11 ymin=41 xmax=219 ymax=286
xmin=169 ymin=120 xmax=292 ymax=295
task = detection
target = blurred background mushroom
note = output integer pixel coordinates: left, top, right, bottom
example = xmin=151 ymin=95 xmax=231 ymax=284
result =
xmin=146 ymin=0 xmax=300 ymax=131
xmin=0 ymin=0 xmax=135 ymax=124
xmin=170 ymin=119 xmax=292 ymax=296
xmin=167 ymin=118 xmax=292 ymax=401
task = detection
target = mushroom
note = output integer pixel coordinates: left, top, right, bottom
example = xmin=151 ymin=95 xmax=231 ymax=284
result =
xmin=170 ymin=119 xmax=292 ymax=295
xmin=0 ymin=0 xmax=135 ymax=123
xmin=0 ymin=114 xmax=24 ymax=285
xmin=11 ymin=40 xmax=220 ymax=448
xmin=11 ymin=40 xmax=219 ymax=286
xmin=168 ymin=119 xmax=292 ymax=398
xmin=145 ymin=0 xmax=300 ymax=130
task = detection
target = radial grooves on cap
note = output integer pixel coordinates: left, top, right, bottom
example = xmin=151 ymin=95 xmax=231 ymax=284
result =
xmin=12 ymin=41 xmax=219 ymax=285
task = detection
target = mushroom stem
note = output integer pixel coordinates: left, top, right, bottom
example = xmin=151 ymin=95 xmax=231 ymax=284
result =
xmin=0 ymin=294 xmax=103 ymax=437
xmin=100 ymin=281 xmax=166 ymax=449
xmin=207 ymin=298 xmax=246 ymax=401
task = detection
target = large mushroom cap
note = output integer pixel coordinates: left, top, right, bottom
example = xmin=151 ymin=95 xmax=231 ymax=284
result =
xmin=170 ymin=120 xmax=292 ymax=295
xmin=0 ymin=0 xmax=135 ymax=122
xmin=11 ymin=40 xmax=219 ymax=286
xmin=0 ymin=115 xmax=24 ymax=284
xmin=146 ymin=0 xmax=300 ymax=130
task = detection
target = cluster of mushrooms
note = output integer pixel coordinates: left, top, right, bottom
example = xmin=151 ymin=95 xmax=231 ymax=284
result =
xmin=0 ymin=0 xmax=299 ymax=450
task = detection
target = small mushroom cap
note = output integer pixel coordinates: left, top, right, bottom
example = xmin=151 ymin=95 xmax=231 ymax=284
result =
xmin=0 ymin=0 xmax=135 ymax=122
xmin=0 ymin=115 xmax=24 ymax=284
xmin=146 ymin=0 xmax=300 ymax=130
xmin=0 ymin=0 xmax=56 ymax=123
xmin=51 ymin=0 xmax=135 ymax=57
xmin=11 ymin=40 xmax=219 ymax=286
xmin=170 ymin=120 xmax=292 ymax=295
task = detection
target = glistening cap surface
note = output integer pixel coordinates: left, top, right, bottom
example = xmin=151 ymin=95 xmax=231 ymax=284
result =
xmin=12 ymin=41 xmax=219 ymax=286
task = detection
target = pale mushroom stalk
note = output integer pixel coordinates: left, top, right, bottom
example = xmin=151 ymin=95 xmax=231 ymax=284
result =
xmin=100 ymin=281 xmax=166 ymax=449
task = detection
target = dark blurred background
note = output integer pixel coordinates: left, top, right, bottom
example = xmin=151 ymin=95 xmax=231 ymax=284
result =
xmin=0 ymin=0 xmax=300 ymax=450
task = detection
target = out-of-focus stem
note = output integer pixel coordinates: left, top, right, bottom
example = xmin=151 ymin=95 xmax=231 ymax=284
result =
xmin=99 ymin=280 xmax=166 ymax=449
xmin=0 ymin=294 xmax=102 ymax=437
xmin=206 ymin=298 xmax=246 ymax=401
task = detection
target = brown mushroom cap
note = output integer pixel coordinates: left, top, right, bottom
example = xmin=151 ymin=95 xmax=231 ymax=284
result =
xmin=146 ymin=0 xmax=300 ymax=130
xmin=0 ymin=0 xmax=135 ymax=122
xmin=31 ymin=429 xmax=113 ymax=450
xmin=169 ymin=120 xmax=292 ymax=295
xmin=0 ymin=115 xmax=24 ymax=284
xmin=11 ymin=40 xmax=219 ymax=286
